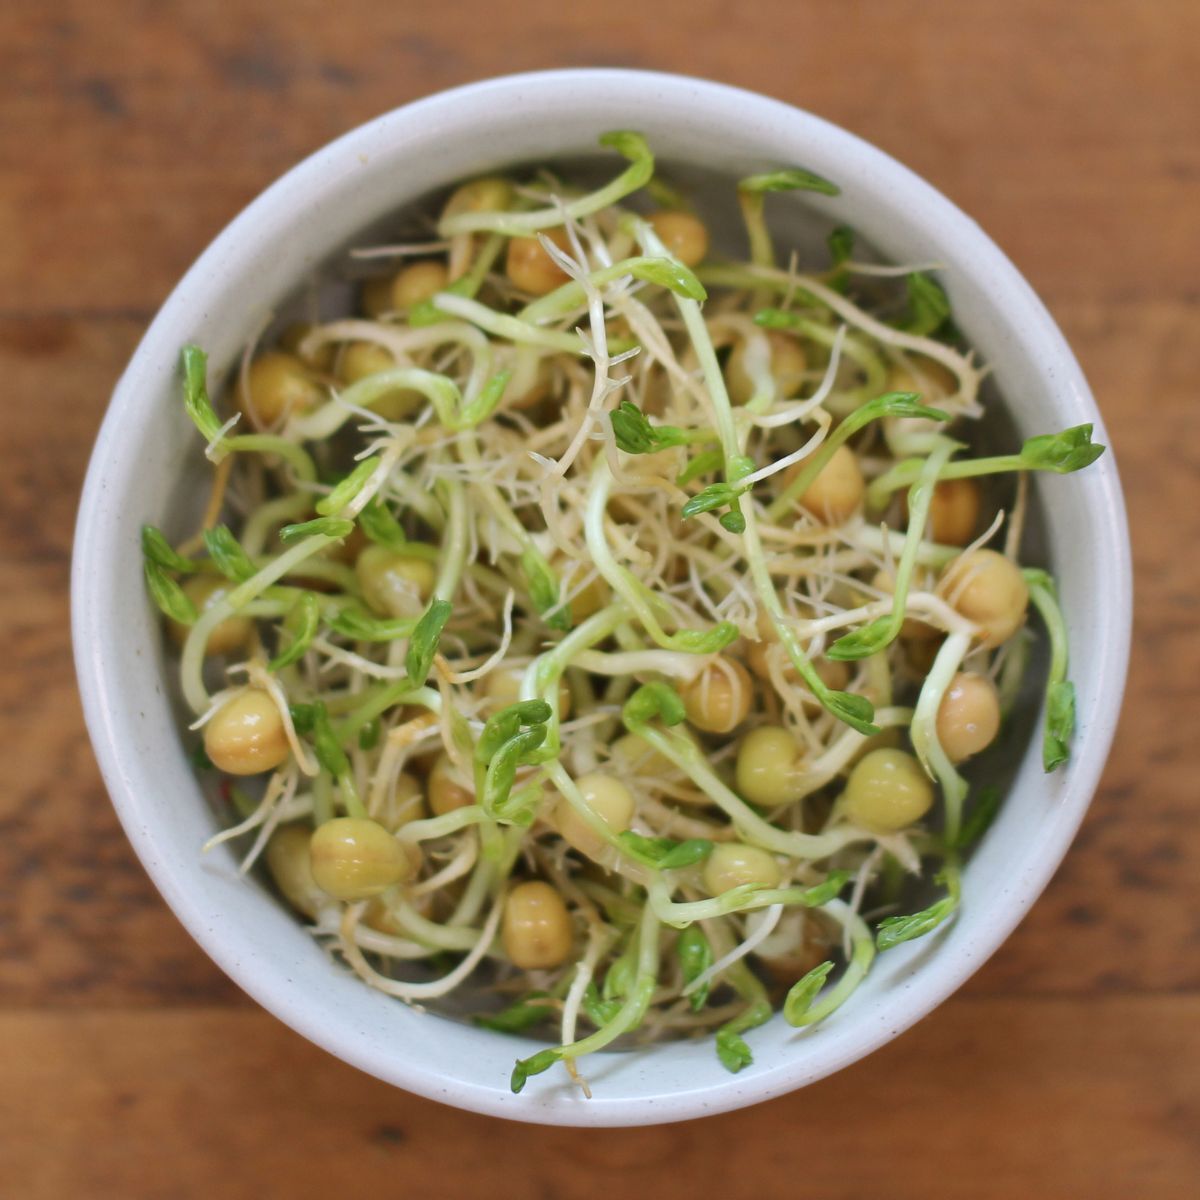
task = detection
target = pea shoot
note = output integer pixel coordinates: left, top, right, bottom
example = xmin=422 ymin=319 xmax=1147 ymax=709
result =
xmin=146 ymin=132 xmax=1105 ymax=1100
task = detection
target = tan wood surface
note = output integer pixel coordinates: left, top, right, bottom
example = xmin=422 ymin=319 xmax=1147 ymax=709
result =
xmin=2 ymin=1 xmax=1198 ymax=1195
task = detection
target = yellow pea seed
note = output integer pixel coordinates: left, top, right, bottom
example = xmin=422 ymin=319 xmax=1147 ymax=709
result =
xmin=264 ymin=824 xmax=326 ymax=920
xmin=554 ymin=773 xmax=635 ymax=861
xmin=337 ymin=342 xmax=422 ymax=422
xmin=277 ymin=322 xmax=335 ymax=371
xmin=428 ymin=752 xmax=475 ymax=816
xmin=727 ymin=331 xmax=807 ymax=405
xmin=937 ymin=549 xmax=1029 ymax=647
xmin=744 ymin=639 xmax=850 ymax=693
xmin=703 ymin=843 xmax=781 ymax=895
xmin=168 ymin=576 xmax=254 ymax=657
xmin=506 ymin=229 xmax=572 ymax=296
xmin=442 ymin=177 xmax=513 ymax=221
xmin=887 ymin=357 xmax=957 ymax=399
xmin=355 ymin=545 xmax=436 ymax=619
xmin=790 ymin=445 xmax=865 ymax=525
xmin=204 ymin=690 xmax=290 ymax=776
xmin=391 ymin=260 xmax=449 ymax=309
xmin=920 ymin=478 xmax=982 ymax=546
xmin=609 ymin=733 xmax=682 ymax=782
xmin=646 ymin=209 xmax=709 ymax=267
xmin=361 ymin=275 xmax=395 ymax=318
xmin=234 ymin=351 xmax=323 ymax=430
xmin=502 ymin=880 xmax=573 ymax=969
xmin=736 ymin=726 xmax=806 ymax=807
xmin=682 ymin=657 xmax=753 ymax=734
xmin=309 ymin=817 xmax=412 ymax=901
xmin=553 ymin=557 xmax=609 ymax=624
xmin=936 ymin=672 xmax=1001 ymax=763
xmin=841 ymin=748 xmax=934 ymax=833
xmin=871 ymin=567 xmax=940 ymax=642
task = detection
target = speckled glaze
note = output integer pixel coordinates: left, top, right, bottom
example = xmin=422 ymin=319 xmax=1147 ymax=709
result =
xmin=72 ymin=70 xmax=1131 ymax=1126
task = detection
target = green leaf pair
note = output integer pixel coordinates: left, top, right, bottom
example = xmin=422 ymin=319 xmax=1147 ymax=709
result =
xmin=676 ymin=926 xmax=713 ymax=1013
xmin=610 ymin=401 xmax=694 ymax=455
xmin=269 ymin=592 xmax=320 ymax=672
xmin=474 ymin=992 xmax=554 ymax=1034
xmin=738 ymin=168 xmax=841 ymax=197
xmin=203 ymin=525 xmax=256 ymax=582
xmin=279 ymin=516 xmax=355 ymax=545
xmin=520 ymin=548 xmax=570 ymax=633
xmin=622 ymin=682 xmax=687 ymax=727
xmin=616 ymin=832 xmax=713 ymax=870
xmin=405 ymin=599 xmax=452 ymax=687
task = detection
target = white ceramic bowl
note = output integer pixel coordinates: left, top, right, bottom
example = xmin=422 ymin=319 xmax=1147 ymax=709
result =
xmin=73 ymin=69 xmax=1131 ymax=1126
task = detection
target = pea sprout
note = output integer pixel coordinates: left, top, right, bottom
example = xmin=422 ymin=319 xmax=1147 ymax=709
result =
xmin=146 ymin=135 xmax=1104 ymax=1099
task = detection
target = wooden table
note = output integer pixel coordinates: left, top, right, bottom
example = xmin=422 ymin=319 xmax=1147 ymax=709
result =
xmin=3 ymin=1 xmax=1197 ymax=1194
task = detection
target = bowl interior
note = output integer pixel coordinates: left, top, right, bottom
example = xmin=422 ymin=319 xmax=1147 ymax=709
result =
xmin=73 ymin=70 xmax=1130 ymax=1125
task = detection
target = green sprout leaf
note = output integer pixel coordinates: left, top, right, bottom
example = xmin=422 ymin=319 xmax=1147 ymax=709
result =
xmin=356 ymin=498 xmax=407 ymax=550
xmin=460 ymin=370 xmax=511 ymax=427
xmin=328 ymin=607 xmax=417 ymax=642
xmin=875 ymin=868 xmax=962 ymax=951
xmin=875 ymin=896 xmax=957 ymax=950
xmin=483 ymin=728 xmax=548 ymax=816
xmin=677 ymin=926 xmax=714 ymax=1013
xmin=797 ymin=870 xmax=852 ymax=907
xmin=783 ymin=960 xmax=835 ymax=1025
xmin=610 ymin=401 xmax=693 ymax=455
xmin=476 ymin=702 xmax=553 ymax=817
xmin=141 ymin=526 xmax=197 ymax=574
xmin=669 ymin=623 xmax=740 ymax=654
xmin=629 ymin=257 xmax=707 ymax=301
xmin=715 ymin=1027 xmax=754 ymax=1073
xmin=1019 ymin=425 xmax=1106 ymax=473
xmin=409 ymin=274 xmax=474 ymax=328
xmin=952 ymin=785 xmax=1002 ymax=850
xmin=279 ymin=516 xmax=354 ymax=545
xmin=582 ymin=982 xmax=623 ymax=1026
xmin=475 ymin=700 xmax=555 ymax=766
xmin=474 ymin=991 xmax=554 ymax=1033
xmin=288 ymin=703 xmax=318 ymax=735
xmin=676 ymin=447 xmax=723 ymax=487
xmin=269 ymin=591 xmax=320 ymax=672
xmin=827 ymin=226 xmax=855 ymax=266
xmin=1023 ymin=568 xmax=1077 ymax=772
xmin=181 ymin=344 xmax=226 ymax=444
xmin=510 ymin=1047 xmax=561 ymax=1094
xmin=316 ymin=456 xmax=380 ymax=516
xmin=617 ymin=832 xmax=713 ymax=870
xmin=1044 ymin=680 xmax=1075 ymax=772
xmin=520 ymin=547 xmax=570 ymax=633
xmin=405 ymin=599 xmax=452 ymax=687
xmin=738 ymin=168 xmax=841 ymax=197
xmin=622 ymin=682 xmax=687 ymax=727
xmin=144 ymin=560 xmax=196 ymax=623
xmin=850 ymin=391 xmax=951 ymax=427
xmin=681 ymin=482 xmax=741 ymax=519
xmin=307 ymin=702 xmax=349 ymax=780
xmin=822 ymin=690 xmax=880 ymax=737
xmin=602 ymin=950 xmax=636 ymax=1003
xmin=598 ymin=129 xmax=654 ymax=175
xmin=203 ymin=525 xmax=257 ymax=582
xmin=358 ymin=718 xmax=381 ymax=752
xmin=827 ymin=615 xmax=895 ymax=661
xmin=719 ymin=509 xmax=747 ymax=534
xmin=902 ymin=272 xmax=952 ymax=336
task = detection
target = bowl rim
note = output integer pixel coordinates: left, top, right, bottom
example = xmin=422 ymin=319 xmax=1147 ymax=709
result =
xmin=72 ymin=67 xmax=1132 ymax=1125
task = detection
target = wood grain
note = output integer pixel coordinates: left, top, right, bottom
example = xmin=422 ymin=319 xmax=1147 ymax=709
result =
xmin=2 ymin=0 xmax=1198 ymax=1194
xmin=2 ymin=1000 xmax=1198 ymax=1200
